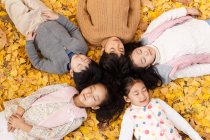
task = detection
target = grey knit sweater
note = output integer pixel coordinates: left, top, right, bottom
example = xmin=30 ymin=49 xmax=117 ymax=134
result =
xmin=26 ymin=15 xmax=88 ymax=74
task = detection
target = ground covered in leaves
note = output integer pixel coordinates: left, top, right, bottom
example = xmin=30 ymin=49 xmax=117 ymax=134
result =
xmin=0 ymin=0 xmax=210 ymax=139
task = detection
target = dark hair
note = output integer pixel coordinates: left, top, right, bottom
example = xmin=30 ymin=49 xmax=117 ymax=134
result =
xmin=124 ymin=41 xmax=163 ymax=89
xmin=95 ymin=81 xmax=125 ymax=125
xmin=124 ymin=41 xmax=143 ymax=57
xmin=122 ymin=76 xmax=144 ymax=96
xmin=99 ymin=52 xmax=130 ymax=87
xmin=73 ymin=60 xmax=102 ymax=92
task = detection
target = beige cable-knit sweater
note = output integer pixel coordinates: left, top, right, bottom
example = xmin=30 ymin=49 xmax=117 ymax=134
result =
xmin=3 ymin=84 xmax=84 ymax=140
xmin=76 ymin=0 xmax=140 ymax=46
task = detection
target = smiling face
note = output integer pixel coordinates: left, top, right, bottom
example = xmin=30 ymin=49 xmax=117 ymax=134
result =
xmin=103 ymin=37 xmax=125 ymax=57
xmin=77 ymin=83 xmax=108 ymax=109
xmin=130 ymin=46 xmax=156 ymax=68
xmin=70 ymin=54 xmax=91 ymax=73
xmin=125 ymin=81 xmax=150 ymax=107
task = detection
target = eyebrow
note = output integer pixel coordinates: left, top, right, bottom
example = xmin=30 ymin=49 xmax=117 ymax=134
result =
xmin=92 ymin=85 xmax=96 ymax=91
xmin=142 ymin=87 xmax=146 ymax=90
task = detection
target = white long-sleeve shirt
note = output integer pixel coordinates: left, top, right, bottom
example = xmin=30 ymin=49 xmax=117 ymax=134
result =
xmin=144 ymin=7 xmax=210 ymax=64
xmin=119 ymin=98 xmax=202 ymax=140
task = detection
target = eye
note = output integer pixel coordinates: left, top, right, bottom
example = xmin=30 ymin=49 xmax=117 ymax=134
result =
xmin=119 ymin=48 xmax=124 ymax=52
xmin=93 ymin=96 xmax=96 ymax=101
xmin=110 ymin=47 xmax=115 ymax=52
xmin=77 ymin=64 xmax=81 ymax=68
xmin=142 ymin=87 xmax=147 ymax=92
xmin=133 ymin=90 xmax=139 ymax=96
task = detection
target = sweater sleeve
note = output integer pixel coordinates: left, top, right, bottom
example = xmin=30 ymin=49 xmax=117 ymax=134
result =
xmin=155 ymin=64 xmax=173 ymax=84
xmin=127 ymin=0 xmax=140 ymax=32
xmin=157 ymin=99 xmax=203 ymax=140
xmin=76 ymin=0 xmax=95 ymax=43
xmin=145 ymin=7 xmax=187 ymax=33
xmin=173 ymin=64 xmax=210 ymax=79
xmin=56 ymin=15 xmax=88 ymax=54
xmin=26 ymin=41 xmax=65 ymax=74
xmin=119 ymin=114 xmax=134 ymax=140
xmin=28 ymin=118 xmax=83 ymax=139
xmin=19 ymin=84 xmax=68 ymax=111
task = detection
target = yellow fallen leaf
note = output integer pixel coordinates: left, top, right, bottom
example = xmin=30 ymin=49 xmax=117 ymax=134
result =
xmin=10 ymin=69 xmax=18 ymax=77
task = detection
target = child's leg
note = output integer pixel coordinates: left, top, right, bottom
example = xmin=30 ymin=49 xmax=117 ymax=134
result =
xmin=205 ymin=19 xmax=210 ymax=25
xmin=0 ymin=111 xmax=16 ymax=140
xmin=3 ymin=0 xmax=49 ymax=35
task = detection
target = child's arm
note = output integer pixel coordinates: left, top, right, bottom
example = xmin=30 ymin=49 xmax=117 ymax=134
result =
xmin=141 ymin=0 xmax=154 ymax=10
xmin=9 ymin=114 xmax=83 ymax=139
xmin=29 ymin=119 xmax=83 ymax=139
xmin=56 ymin=15 xmax=88 ymax=53
xmin=157 ymin=99 xmax=203 ymax=140
xmin=41 ymin=11 xmax=88 ymax=54
xmin=25 ymin=40 xmax=68 ymax=74
xmin=76 ymin=0 xmax=94 ymax=35
xmin=145 ymin=7 xmax=199 ymax=33
xmin=119 ymin=114 xmax=134 ymax=140
xmin=56 ymin=15 xmax=85 ymax=40
xmin=18 ymin=84 xmax=68 ymax=111
xmin=174 ymin=64 xmax=210 ymax=80
xmin=127 ymin=0 xmax=141 ymax=29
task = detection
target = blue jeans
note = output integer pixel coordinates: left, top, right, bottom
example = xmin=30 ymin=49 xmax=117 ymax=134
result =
xmin=205 ymin=19 xmax=210 ymax=25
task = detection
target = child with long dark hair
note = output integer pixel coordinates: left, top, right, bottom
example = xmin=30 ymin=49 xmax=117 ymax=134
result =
xmin=0 ymin=83 xmax=112 ymax=140
xmin=125 ymin=7 xmax=210 ymax=84
xmin=119 ymin=77 xmax=202 ymax=140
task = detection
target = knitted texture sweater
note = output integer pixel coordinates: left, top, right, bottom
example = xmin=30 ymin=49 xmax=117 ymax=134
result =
xmin=76 ymin=0 xmax=140 ymax=46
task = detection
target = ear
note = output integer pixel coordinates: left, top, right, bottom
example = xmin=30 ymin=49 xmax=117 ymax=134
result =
xmin=123 ymin=96 xmax=131 ymax=103
xmin=69 ymin=69 xmax=74 ymax=77
xmin=91 ymin=106 xmax=100 ymax=110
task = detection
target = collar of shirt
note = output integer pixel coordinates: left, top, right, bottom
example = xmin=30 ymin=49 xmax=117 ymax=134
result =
xmin=148 ymin=44 xmax=160 ymax=65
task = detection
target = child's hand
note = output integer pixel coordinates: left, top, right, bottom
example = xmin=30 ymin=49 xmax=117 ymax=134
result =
xmin=172 ymin=0 xmax=192 ymax=5
xmin=26 ymin=32 xmax=36 ymax=41
xmin=187 ymin=8 xmax=200 ymax=16
xmin=8 ymin=114 xmax=25 ymax=129
xmin=15 ymin=106 xmax=25 ymax=117
xmin=8 ymin=123 xmax=15 ymax=132
xmin=8 ymin=113 xmax=22 ymax=132
xmin=42 ymin=11 xmax=59 ymax=20
xmin=141 ymin=0 xmax=154 ymax=10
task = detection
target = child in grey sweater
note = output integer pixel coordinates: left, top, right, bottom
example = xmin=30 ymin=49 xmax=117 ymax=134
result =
xmin=3 ymin=0 xmax=102 ymax=90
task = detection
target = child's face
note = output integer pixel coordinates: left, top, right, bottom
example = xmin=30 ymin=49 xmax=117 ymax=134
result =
xmin=103 ymin=37 xmax=125 ymax=57
xmin=70 ymin=54 xmax=91 ymax=73
xmin=125 ymin=81 xmax=150 ymax=107
xmin=130 ymin=46 xmax=156 ymax=68
xmin=78 ymin=83 xmax=107 ymax=109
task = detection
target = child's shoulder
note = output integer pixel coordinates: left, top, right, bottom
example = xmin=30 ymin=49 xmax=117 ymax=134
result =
xmin=151 ymin=98 xmax=164 ymax=104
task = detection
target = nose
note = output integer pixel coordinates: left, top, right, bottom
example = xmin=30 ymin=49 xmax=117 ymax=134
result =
xmin=113 ymin=42 xmax=118 ymax=48
xmin=85 ymin=92 xmax=91 ymax=98
xmin=140 ymin=93 xmax=146 ymax=99
xmin=143 ymin=50 xmax=149 ymax=56
xmin=83 ymin=58 xmax=88 ymax=62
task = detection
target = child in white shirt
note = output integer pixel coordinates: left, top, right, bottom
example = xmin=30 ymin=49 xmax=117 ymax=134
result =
xmin=119 ymin=77 xmax=202 ymax=140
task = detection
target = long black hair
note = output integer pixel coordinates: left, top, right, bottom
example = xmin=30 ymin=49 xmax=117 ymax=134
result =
xmin=99 ymin=52 xmax=131 ymax=88
xmin=94 ymin=80 xmax=125 ymax=125
xmin=73 ymin=60 xmax=102 ymax=92
xmin=124 ymin=41 xmax=163 ymax=89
